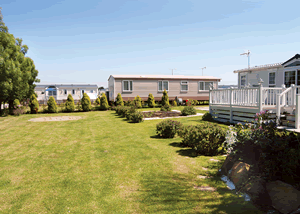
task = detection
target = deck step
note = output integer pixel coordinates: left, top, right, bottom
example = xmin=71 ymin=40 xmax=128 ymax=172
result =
xmin=281 ymin=120 xmax=295 ymax=127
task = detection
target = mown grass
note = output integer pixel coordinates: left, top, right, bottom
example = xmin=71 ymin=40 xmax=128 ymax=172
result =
xmin=0 ymin=111 xmax=263 ymax=213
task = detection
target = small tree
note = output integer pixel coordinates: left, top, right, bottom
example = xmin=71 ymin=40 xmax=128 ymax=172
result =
xmin=64 ymin=94 xmax=75 ymax=112
xmin=116 ymin=93 xmax=124 ymax=106
xmin=81 ymin=93 xmax=92 ymax=112
xmin=173 ymin=100 xmax=177 ymax=107
xmin=100 ymin=93 xmax=109 ymax=110
xmin=161 ymin=89 xmax=169 ymax=106
xmin=29 ymin=94 xmax=39 ymax=113
xmin=134 ymin=95 xmax=142 ymax=108
xmin=47 ymin=96 xmax=57 ymax=113
xmin=95 ymin=97 xmax=101 ymax=105
xmin=13 ymin=99 xmax=20 ymax=107
xmin=147 ymin=93 xmax=155 ymax=108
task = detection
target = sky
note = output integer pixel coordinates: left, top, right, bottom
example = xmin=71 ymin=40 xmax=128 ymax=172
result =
xmin=1 ymin=0 xmax=300 ymax=87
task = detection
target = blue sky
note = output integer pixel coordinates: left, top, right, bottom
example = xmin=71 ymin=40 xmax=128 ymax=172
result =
xmin=1 ymin=0 xmax=300 ymax=87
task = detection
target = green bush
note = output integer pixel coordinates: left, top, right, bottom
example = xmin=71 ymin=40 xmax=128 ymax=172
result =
xmin=173 ymin=100 xmax=177 ymax=107
xmin=147 ymin=93 xmax=156 ymax=108
xmin=160 ymin=104 xmax=171 ymax=112
xmin=81 ymin=93 xmax=92 ymax=112
xmin=13 ymin=99 xmax=20 ymax=107
xmin=47 ymin=96 xmax=57 ymax=113
xmin=178 ymin=122 xmax=227 ymax=156
xmin=133 ymin=95 xmax=142 ymax=108
xmin=181 ymin=106 xmax=196 ymax=116
xmin=116 ymin=93 xmax=124 ymax=106
xmin=29 ymin=94 xmax=39 ymax=114
xmin=226 ymin=110 xmax=300 ymax=187
xmin=100 ymin=93 xmax=109 ymax=110
xmin=125 ymin=107 xmax=137 ymax=120
xmin=186 ymin=99 xmax=197 ymax=106
xmin=202 ymin=112 xmax=214 ymax=121
xmin=64 ymin=94 xmax=75 ymax=112
xmin=161 ymin=89 xmax=169 ymax=106
xmin=156 ymin=119 xmax=184 ymax=138
xmin=117 ymin=106 xmax=130 ymax=117
xmin=129 ymin=111 xmax=144 ymax=123
xmin=95 ymin=97 xmax=101 ymax=105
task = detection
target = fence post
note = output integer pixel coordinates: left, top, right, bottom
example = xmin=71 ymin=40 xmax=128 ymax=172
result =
xmin=296 ymin=94 xmax=300 ymax=129
xmin=276 ymin=94 xmax=281 ymax=125
xmin=281 ymin=84 xmax=286 ymax=106
xmin=258 ymin=81 xmax=263 ymax=112
xmin=291 ymin=84 xmax=296 ymax=106
xmin=230 ymin=87 xmax=233 ymax=123
xmin=209 ymin=84 xmax=212 ymax=115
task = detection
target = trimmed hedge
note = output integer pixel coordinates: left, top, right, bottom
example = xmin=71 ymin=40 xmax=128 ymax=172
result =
xmin=29 ymin=94 xmax=39 ymax=114
xmin=81 ymin=93 xmax=92 ymax=111
xmin=47 ymin=96 xmax=57 ymax=113
xmin=64 ymin=94 xmax=75 ymax=112
xmin=181 ymin=106 xmax=196 ymax=116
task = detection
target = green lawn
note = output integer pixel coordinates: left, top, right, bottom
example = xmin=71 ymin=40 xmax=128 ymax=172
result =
xmin=0 ymin=111 xmax=263 ymax=213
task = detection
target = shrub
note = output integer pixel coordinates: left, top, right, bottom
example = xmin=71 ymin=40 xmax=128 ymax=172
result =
xmin=81 ymin=93 xmax=92 ymax=112
xmin=178 ymin=122 xmax=227 ymax=156
xmin=118 ymin=106 xmax=130 ymax=117
xmin=133 ymin=95 xmax=142 ymax=108
xmin=202 ymin=112 xmax=214 ymax=121
xmin=186 ymin=99 xmax=197 ymax=106
xmin=13 ymin=99 xmax=20 ymax=107
xmin=125 ymin=107 xmax=137 ymax=120
xmin=161 ymin=89 xmax=169 ymax=106
xmin=129 ymin=111 xmax=144 ymax=123
xmin=160 ymin=104 xmax=171 ymax=112
xmin=181 ymin=106 xmax=196 ymax=116
xmin=29 ymin=94 xmax=39 ymax=114
xmin=47 ymin=96 xmax=57 ymax=113
xmin=226 ymin=110 xmax=300 ymax=187
xmin=64 ymin=94 xmax=75 ymax=112
xmin=116 ymin=93 xmax=124 ymax=106
xmin=95 ymin=97 xmax=101 ymax=105
xmin=173 ymin=100 xmax=177 ymax=107
xmin=156 ymin=119 xmax=184 ymax=138
xmin=76 ymin=101 xmax=82 ymax=111
xmin=12 ymin=107 xmax=25 ymax=116
xmin=100 ymin=93 xmax=109 ymax=110
xmin=147 ymin=93 xmax=156 ymax=108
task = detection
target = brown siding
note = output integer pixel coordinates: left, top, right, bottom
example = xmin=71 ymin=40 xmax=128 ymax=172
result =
xmin=113 ymin=79 xmax=216 ymax=101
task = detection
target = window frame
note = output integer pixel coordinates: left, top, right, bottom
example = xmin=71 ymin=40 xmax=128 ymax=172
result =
xmin=122 ymin=80 xmax=133 ymax=92
xmin=284 ymin=70 xmax=296 ymax=88
xmin=180 ymin=81 xmax=189 ymax=92
xmin=199 ymin=81 xmax=213 ymax=91
xmin=240 ymin=75 xmax=246 ymax=87
xmin=158 ymin=80 xmax=169 ymax=92
xmin=268 ymin=72 xmax=276 ymax=87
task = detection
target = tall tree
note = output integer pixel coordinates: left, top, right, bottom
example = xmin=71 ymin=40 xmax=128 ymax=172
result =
xmin=0 ymin=8 xmax=39 ymax=114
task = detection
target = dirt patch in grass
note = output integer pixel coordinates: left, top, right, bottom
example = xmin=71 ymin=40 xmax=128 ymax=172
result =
xmin=142 ymin=111 xmax=181 ymax=118
xmin=193 ymin=185 xmax=217 ymax=191
xmin=28 ymin=116 xmax=82 ymax=122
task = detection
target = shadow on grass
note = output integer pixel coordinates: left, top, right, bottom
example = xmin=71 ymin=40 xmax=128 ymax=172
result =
xmin=169 ymin=142 xmax=186 ymax=148
xmin=137 ymin=171 xmax=263 ymax=214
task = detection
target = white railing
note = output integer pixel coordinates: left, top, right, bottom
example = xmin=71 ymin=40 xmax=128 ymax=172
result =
xmin=261 ymin=88 xmax=282 ymax=106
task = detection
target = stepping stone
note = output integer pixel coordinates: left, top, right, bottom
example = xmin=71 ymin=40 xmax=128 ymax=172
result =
xmin=209 ymin=158 xmax=219 ymax=162
xmin=194 ymin=185 xmax=216 ymax=191
xmin=197 ymin=175 xmax=212 ymax=179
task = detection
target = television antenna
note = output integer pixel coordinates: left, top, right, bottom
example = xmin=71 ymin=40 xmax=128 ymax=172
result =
xmin=169 ymin=68 xmax=176 ymax=75
xmin=200 ymin=67 xmax=206 ymax=76
xmin=240 ymin=50 xmax=251 ymax=69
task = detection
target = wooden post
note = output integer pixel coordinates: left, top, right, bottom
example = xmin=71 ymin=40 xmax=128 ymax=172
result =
xmin=209 ymin=84 xmax=212 ymax=115
xmin=276 ymin=94 xmax=281 ymax=125
xmin=230 ymin=87 xmax=233 ymax=123
xmin=258 ymin=83 xmax=263 ymax=112
xmin=281 ymin=84 xmax=286 ymax=106
xmin=291 ymin=84 xmax=296 ymax=106
xmin=296 ymin=94 xmax=300 ymax=129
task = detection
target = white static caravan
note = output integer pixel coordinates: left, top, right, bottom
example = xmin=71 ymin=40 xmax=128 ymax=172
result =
xmin=35 ymin=83 xmax=98 ymax=104
xmin=209 ymin=54 xmax=300 ymax=130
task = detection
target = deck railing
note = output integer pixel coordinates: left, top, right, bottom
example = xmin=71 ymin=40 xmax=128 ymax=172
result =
xmin=210 ymin=84 xmax=285 ymax=110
